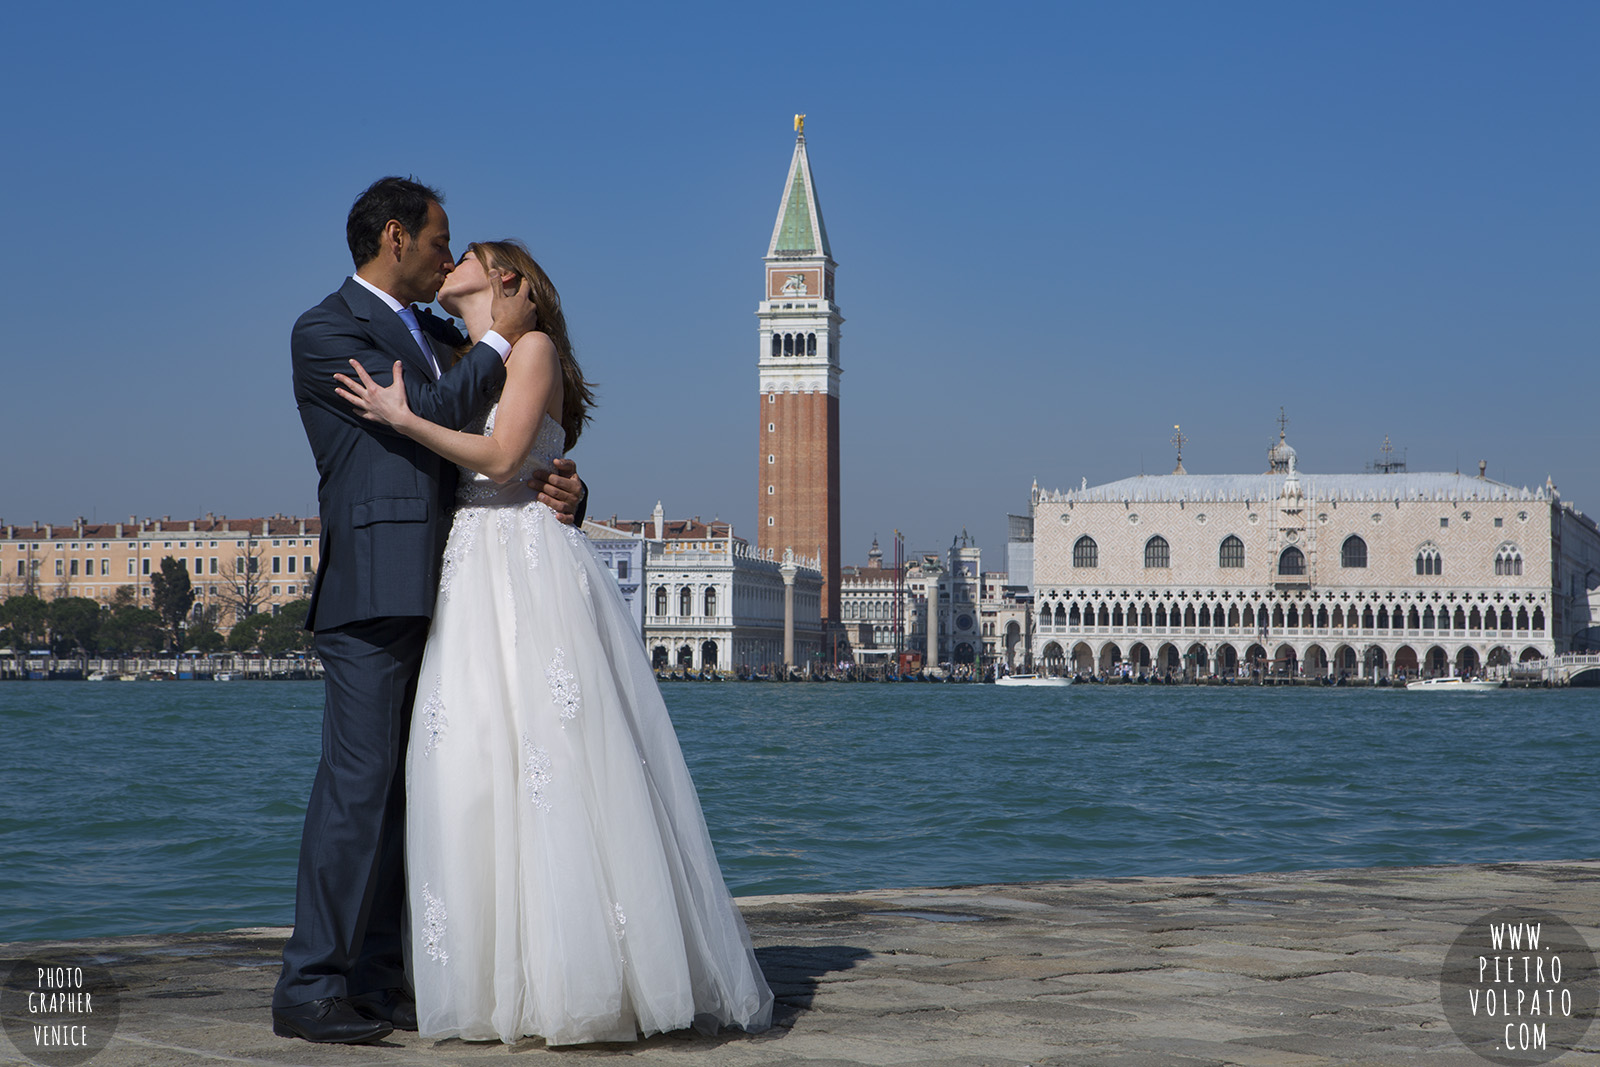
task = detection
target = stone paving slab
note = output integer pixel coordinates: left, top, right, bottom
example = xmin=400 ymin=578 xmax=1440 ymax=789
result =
xmin=3 ymin=861 xmax=1597 ymax=1065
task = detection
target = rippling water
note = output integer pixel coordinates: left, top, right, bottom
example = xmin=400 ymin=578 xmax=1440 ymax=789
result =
xmin=1 ymin=681 xmax=1594 ymax=941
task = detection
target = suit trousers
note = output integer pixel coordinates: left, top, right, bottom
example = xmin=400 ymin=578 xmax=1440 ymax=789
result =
xmin=273 ymin=615 xmax=430 ymax=1008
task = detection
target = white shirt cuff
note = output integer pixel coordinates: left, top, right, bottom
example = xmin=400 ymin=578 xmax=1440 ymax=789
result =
xmin=481 ymin=331 xmax=512 ymax=361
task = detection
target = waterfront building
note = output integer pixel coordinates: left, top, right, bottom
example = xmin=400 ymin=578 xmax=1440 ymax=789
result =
xmin=899 ymin=537 xmax=983 ymax=667
xmin=981 ymin=570 xmax=1032 ymax=669
xmin=580 ymin=518 xmax=645 ymax=637
xmin=587 ymin=503 xmax=822 ymax=672
xmin=839 ymin=539 xmax=899 ymax=660
xmin=839 ymin=534 xmax=997 ymax=669
xmin=1006 ymin=512 xmax=1034 ymax=589
xmin=1030 ymin=427 xmax=1600 ymax=679
xmin=0 ymin=514 xmax=321 ymax=628
xmin=757 ymin=115 xmax=843 ymax=630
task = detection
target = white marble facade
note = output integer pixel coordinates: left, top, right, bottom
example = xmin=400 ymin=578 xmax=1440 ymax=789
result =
xmin=1029 ymin=442 xmax=1599 ymax=679
xmin=589 ymin=507 xmax=822 ymax=672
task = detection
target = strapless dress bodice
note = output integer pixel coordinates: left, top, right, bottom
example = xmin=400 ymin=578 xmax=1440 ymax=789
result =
xmin=454 ymin=405 xmax=566 ymax=506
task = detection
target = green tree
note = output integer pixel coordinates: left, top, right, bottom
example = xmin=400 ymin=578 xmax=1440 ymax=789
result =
xmin=100 ymin=602 xmax=162 ymax=653
xmin=258 ymin=599 xmax=312 ymax=656
xmin=0 ymin=595 xmax=49 ymax=650
xmin=150 ymin=556 xmax=196 ymax=652
xmin=186 ymin=606 xmax=225 ymax=654
xmin=227 ymin=612 xmax=270 ymax=653
xmin=47 ymin=597 xmax=102 ymax=656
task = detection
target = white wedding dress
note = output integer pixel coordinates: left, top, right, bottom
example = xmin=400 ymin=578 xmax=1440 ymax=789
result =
xmin=405 ymin=403 xmax=773 ymax=1046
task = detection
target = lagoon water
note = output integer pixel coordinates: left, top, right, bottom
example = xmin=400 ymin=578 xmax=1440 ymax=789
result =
xmin=1 ymin=681 xmax=1594 ymax=942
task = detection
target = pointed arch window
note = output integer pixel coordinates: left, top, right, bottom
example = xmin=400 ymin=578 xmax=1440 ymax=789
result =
xmin=1144 ymin=535 xmax=1170 ymax=569
xmin=1072 ymin=535 xmax=1098 ymax=568
xmin=1219 ymin=535 xmax=1244 ymax=569
xmin=1278 ymin=546 xmax=1306 ymax=576
xmin=1341 ymin=535 xmax=1368 ymax=568
xmin=1416 ymin=544 xmax=1442 ymax=576
xmin=1494 ymin=544 xmax=1523 ymax=576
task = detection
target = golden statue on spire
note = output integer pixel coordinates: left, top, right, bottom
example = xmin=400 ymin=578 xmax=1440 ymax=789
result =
xmin=794 ymin=113 xmax=806 ymax=136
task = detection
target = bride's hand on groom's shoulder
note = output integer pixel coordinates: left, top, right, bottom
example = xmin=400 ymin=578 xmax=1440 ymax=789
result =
xmin=530 ymin=458 xmax=584 ymax=524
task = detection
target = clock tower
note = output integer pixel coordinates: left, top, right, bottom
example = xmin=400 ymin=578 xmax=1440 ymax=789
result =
xmin=757 ymin=115 xmax=842 ymax=629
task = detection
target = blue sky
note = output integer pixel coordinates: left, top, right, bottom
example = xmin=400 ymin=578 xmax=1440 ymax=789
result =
xmin=1 ymin=2 xmax=1594 ymax=566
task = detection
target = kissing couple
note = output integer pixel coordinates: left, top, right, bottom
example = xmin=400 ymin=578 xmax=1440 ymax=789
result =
xmin=271 ymin=177 xmax=772 ymax=1046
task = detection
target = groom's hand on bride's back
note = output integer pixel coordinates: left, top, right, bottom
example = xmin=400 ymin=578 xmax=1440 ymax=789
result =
xmin=530 ymin=458 xmax=585 ymax=525
xmin=489 ymin=276 xmax=539 ymax=346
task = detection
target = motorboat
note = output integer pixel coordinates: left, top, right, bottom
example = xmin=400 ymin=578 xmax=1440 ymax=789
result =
xmin=1405 ymin=677 xmax=1503 ymax=692
xmin=994 ymin=673 xmax=1071 ymax=687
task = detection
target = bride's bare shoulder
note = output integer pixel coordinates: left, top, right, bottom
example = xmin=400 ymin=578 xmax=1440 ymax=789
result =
xmin=506 ymin=331 xmax=558 ymax=376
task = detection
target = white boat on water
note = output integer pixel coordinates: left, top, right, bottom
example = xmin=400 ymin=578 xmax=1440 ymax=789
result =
xmin=214 ymin=672 xmax=234 ymax=682
xmin=1406 ymin=677 xmax=1503 ymax=692
xmin=995 ymin=673 xmax=1071 ymax=688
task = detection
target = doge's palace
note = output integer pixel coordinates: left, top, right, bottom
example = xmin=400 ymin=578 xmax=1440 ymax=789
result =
xmin=1030 ymin=428 xmax=1600 ymax=680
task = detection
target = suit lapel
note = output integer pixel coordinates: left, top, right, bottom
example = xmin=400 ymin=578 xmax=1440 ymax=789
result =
xmin=338 ymin=277 xmax=438 ymax=382
xmin=422 ymin=332 xmax=454 ymax=377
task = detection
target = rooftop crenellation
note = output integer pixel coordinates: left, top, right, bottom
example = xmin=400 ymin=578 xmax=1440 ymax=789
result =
xmin=1039 ymin=472 xmax=1550 ymax=506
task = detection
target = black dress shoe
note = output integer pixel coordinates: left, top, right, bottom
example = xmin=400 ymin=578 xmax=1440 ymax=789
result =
xmin=349 ymin=987 xmax=418 ymax=1031
xmin=272 ymin=997 xmax=394 ymax=1044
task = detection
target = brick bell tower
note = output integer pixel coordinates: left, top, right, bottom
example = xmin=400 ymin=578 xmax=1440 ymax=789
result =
xmin=757 ymin=115 xmax=842 ymax=627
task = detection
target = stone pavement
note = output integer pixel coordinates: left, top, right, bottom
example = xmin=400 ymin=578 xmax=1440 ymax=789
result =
xmin=3 ymin=861 xmax=1597 ymax=1066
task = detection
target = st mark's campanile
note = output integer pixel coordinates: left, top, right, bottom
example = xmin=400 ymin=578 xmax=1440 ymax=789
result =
xmin=756 ymin=115 xmax=842 ymax=627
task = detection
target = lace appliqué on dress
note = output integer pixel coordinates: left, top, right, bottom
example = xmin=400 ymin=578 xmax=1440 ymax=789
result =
xmin=419 ymin=681 xmax=447 ymax=756
xmin=439 ymin=510 xmax=481 ymax=600
xmin=610 ymin=902 xmax=628 ymax=965
xmin=521 ymin=503 xmax=541 ymax=570
xmin=420 ymin=883 xmax=449 ymax=964
xmin=521 ymin=736 xmax=552 ymax=813
xmin=546 ymin=647 xmax=580 ymax=723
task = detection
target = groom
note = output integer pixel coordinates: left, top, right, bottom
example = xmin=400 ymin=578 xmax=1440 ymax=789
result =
xmin=273 ymin=177 xmax=586 ymax=1044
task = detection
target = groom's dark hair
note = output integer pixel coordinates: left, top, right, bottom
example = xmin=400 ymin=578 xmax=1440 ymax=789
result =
xmin=347 ymin=177 xmax=445 ymax=267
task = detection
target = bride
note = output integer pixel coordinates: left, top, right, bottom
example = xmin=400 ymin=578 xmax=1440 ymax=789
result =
xmin=334 ymin=240 xmax=773 ymax=1046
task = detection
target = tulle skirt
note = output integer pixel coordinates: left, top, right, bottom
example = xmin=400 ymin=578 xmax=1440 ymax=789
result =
xmin=405 ymin=496 xmax=773 ymax=1045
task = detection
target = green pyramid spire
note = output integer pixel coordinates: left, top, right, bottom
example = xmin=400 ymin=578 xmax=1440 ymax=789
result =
xmin=767 ymin=132 xmax=831 ymax=260
xmin=775 ymin=167 xmax=816 ymax=254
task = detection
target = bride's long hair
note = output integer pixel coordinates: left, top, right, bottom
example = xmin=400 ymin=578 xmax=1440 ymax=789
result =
xmin=463 ymin=239 xmax=595 ymax=451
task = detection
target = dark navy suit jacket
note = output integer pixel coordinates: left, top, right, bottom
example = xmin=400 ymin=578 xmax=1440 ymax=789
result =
xmin=292 ymin=278 xmax=507 ymax=632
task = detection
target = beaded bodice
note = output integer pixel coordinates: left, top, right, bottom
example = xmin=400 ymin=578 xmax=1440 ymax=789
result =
xmin=455 ymin=403 xmax=567 ymax=506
